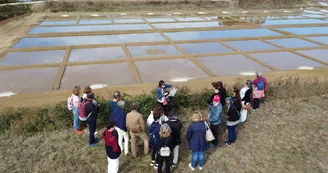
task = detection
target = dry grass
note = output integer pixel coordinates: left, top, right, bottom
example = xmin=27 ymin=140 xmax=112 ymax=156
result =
xmin=1 ymin=94 xmax=328 ymax=172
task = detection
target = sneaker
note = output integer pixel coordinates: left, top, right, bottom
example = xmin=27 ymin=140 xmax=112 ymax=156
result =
xmin=74 ymin=130 xmax=83 ymax=134
xmin=88 ymin=143 xmax=97 ymax=147
xmin=199 ymin=167 xmax=203 ymax=170
xmin=154 ymin=164 xmax=158 ymax=169
xmin=150 ymin=160 xmax=155 ymax=166
xmin=188 ymin=163 xmax=195 ymax=171
xmin=172 ymin=163 xmax=177 ymax=167
xmin=224 ymin=142 xmax=232 ymax=146
xmin=251 ymin=109 xmax=256 ymax=112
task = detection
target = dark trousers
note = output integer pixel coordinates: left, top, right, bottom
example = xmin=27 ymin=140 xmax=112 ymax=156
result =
xmin=158 ymin=102 xmax=169 ymax=116
xmin=151 ymin=147 xmax=157 ymax=161
xmin=253 ymin=98 xmax=261 ymax=109
xmin=157 ymin=155 xmax=171 ymax=173
xmin=87 ymin=115 xmax=97 ymax=144
xmin=227 ymin=125 xmax=237 ymax=143
xmin=210 ymin=124 xmax=219 ymax=146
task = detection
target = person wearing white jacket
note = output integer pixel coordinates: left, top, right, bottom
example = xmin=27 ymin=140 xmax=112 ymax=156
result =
xmin=147 ymin=105 xmax=168 ymax=127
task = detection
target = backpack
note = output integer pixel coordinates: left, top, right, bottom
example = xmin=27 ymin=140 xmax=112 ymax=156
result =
xmin=78 ymin=100 xmax=91 ymax=121
xmin=257 ymin=80 xmax=265 ymax=90
xmin=159 ymin=138 xmax=170 ymax=157
xmin=67 ymin=95 xmax=73 ymax=110
xmin=149 ymin=126 xmax=160 ymax=147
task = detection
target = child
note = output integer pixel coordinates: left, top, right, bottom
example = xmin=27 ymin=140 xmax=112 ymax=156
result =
xmin=67 ymin=86 xmax=83 ymax=134
xmin=103 ymin=120 xmax=121 ymax=173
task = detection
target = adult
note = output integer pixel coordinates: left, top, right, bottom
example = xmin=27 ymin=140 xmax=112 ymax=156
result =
xmin=225 ymin=97 xmax=242 ymax=146
xmin=102 ymin=120 xmax=121 ymax=173
xmin=252 ymin=71 xmax=267 ymax=110
xmin=208 ymin=81 xmax=227 ymax=110
xmin=67 ymin=86 xmax=82 ymax=134
xmin=109 ymin=91 xmax=121 ymax=114
xmin=208 ymin=95 xmax=222 ymax=147
xmin=227 ymin=87 xmax=241 ymax=109
xmin=239 ymin=80 xmax=252 ymax=123
xmin=85 ymin=93 xmax=98 ymax=146
xmin=155 ymin=124 xmax=174 ymax=173
xmin=149 ymin=112 xmax=162 ymax=169
xmin=126 ymin=102 xmax=149 ymax=158
xmin=155 ymin=80 xmax=174 ymax=115
xmin=186 ymin=112 xmax=208 ymax=171
xmin=165 ymin=112 xmax=182 ymax=167
xmin=82 ymin=86 xmax=98 ymax=106
xmin=109 ymin=101 xmax=129 ymax=155
xmin=147 ymin=104 xmax=169 ymax=127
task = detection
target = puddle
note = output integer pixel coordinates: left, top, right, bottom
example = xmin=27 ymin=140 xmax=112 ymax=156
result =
xmin=69 ymin=47 xmax=126 ymax=62
xmin=249 ymin=52 xmax=325 ymax=70
xmin=113 ymin=18 xmax=144 ymax=23
xmin=152 ymin=22 xmax=220 ymax=29
xmin=306 ymin=36 xmax=328 ymax=44
xmin=78 ymin=20 xmax=111 ymax=24
xmin=277 ymin=26 xmax=328 ymax=35
xmin=283 ymin=15 xmax=306 ymax=19
xmin=174 ymin=17 xmax=205 ymax=21
xmin=127 ymin=45 xmax=182 ymax=58
xmin=164 ymin=29 xmax=282 ymax=41
xmin=0 ymin=67 xmax=58 ymax=93
xmin=145 ymin=18 xmax=176 ymax=23
xmin=240 ymin=72 xmax=256 ymax=76
xmin=198 ymin=55 xmax=270 ymax=76
xmin=178 ymin=42 xmax=233 ymax=55
xmin=318 ymin=2 xmax=328 ymax=6
xmin=266 ymin=38 xmax=320 ymax=48
xmin=296 ymin=66 xmax=314 ymax=70
xmin=12 ymin=33 xmax=166 ymax=48
xmin=303 ymin=10 xmax=322 ymax=14
xmin=134 ymin=59 xmax=208 ymax=82
xmin=40 ymin=20 xmax=76 ymax=25
xmin=301 ymin=14 xmax=326 ymax=18
xmin=262 ymin=19 xmax=328 ymax=25
xmin=169 ymin=77 xmax=195 ymax=82
xmin=297 ymin=49 xmax=328 ymax=63
xmin=29 ymin=24 xmax=152 ymax=34
xmin=60 ymin=63 xmax=136 ymax=90
xmin=90 ymin=84 xmax=108 ymax=89
xmin=224 ymin=40 xmax=279 ymax=51
xmin=0 ymin=50 xmax=65 ymax=66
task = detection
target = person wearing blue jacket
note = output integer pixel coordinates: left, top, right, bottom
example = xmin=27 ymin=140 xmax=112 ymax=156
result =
xmin=109 ymin=100 xmax=129 ymax=155
xmin=186 ymin=112 xmax=208 ymax=171
xmin=208 ymin=95 xmax=222 ymax=147
xmin=149 ymin=112 xmax=162 ymax=169
xmin=155 ymin=80 xmax=173 ymax=115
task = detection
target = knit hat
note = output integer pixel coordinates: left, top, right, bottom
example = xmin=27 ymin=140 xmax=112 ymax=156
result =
xmin=213 ymin=95 xmax=221 ymax=102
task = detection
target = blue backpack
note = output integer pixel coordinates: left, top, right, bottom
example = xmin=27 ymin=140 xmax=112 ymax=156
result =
xmin=257 ymin=80 xmax=265 ymax=90
xmin=149 ymin=126 xmax=160 ymax=147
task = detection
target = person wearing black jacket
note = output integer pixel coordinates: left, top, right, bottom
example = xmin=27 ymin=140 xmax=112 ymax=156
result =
xmin=225 ymin=96 xmax=242 ymax=146
xmin=85 ymin=93 xmax=98 ymax=146
xmin=155 ymin=124 xmax=174 ymax=173
xmin=207 ymin=81 xmax=227 ymax=110
xmin=165 ymin=113 xmax=182 ymax=167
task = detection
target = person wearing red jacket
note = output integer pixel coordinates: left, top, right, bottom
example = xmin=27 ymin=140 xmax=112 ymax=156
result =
xmin=102 ymin=120 xmax=121 ymax=173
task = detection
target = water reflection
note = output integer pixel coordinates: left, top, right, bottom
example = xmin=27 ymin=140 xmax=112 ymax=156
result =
xmin=266 ymin=38 xmax=320 ymax=48
xmin=127 ymin=45 xmax=182 ymax=58
xmin=69 ymin=47 xmax=126 ymax=62
xmin=178 ymin=42 xmax=233 ymax=54
xmin=277 ymin=26 xmax=328 ymax=35
xmin=153 ymin=22 xmax=220 ymax=29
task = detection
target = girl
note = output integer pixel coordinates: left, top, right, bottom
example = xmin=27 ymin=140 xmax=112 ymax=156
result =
xmin=67 ymin=86 xmax=82 ymax=134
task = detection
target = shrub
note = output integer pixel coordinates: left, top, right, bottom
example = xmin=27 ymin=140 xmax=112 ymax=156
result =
xmin=0 ymin=4 xmax=32 ymax=21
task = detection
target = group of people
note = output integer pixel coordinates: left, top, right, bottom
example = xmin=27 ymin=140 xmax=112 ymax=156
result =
xmin=67 ymin=72 xmax=267 ymax=173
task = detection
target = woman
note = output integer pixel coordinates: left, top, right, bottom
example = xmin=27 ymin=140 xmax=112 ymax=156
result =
xmin=155 ymin=124 xmax=174 ymax=173
xmin=208 ymin=81 xmax=227 ymax=110
xmin=208 ymin=95 xmax=222 ymax=147
xmin=67 ymin=86 xmax=82 ymax=134
xmin=225 ymin=97 xmax=242 ymax=146
xmin=227 ymin=87 xmax=241 ymax=109
xmin=147 ymin=104 xmax=169 ymax=127
xmin=109 ymin=101 xmax=129 ymax=155
xmin=155 ymin=80 xmax=173 ymax=115
xmin=239 ymin=80 xmax=253 ymax=123
xmin=186 ymin=112 xmax=208 ymax=171
xmin=82 ymin=86 xmax=98 ymax=106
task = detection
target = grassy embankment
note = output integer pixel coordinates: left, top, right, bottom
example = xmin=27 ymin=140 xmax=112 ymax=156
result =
xmin=1 ymin=76 xmax=328 ymax=173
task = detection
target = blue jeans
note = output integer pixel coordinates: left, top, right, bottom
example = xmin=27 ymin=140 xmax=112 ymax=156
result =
xmin=227 ymin=125 xmax=237 ymax=143
xmin=72 ymin=107 xmax=79 ymax=130
xmin=191 ymin=151 xmax=204 ymax=168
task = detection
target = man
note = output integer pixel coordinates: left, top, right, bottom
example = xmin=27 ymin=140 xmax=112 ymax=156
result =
xmin=102 ymin=120 xmax=121 ymax=173
xmin=126 ymin=102 xmax=149 ymax=158
xmin=252 ymin=71 xmax=267 ymax=110
xmin=165 ymin=112 xmax=182 ymax=167
xmin=109 ymin=91 xmax=121 ymax=114
xmin=85 ymin=93 xmax=98 ymax=146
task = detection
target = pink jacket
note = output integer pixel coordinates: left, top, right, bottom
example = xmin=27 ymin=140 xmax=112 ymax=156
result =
xmin=67 ymin=94 xmax=81 ymax=110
